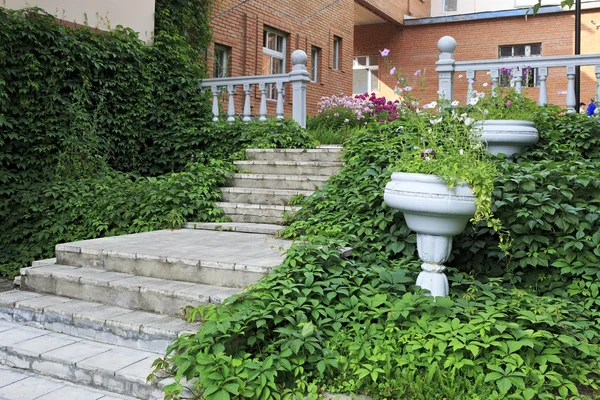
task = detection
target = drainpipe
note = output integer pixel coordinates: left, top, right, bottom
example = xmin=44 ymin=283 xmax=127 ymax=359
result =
xmin=575 ymin=0 xmax=581 ymax=107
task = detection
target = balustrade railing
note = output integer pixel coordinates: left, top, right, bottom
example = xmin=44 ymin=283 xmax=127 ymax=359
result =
xmin=436 ymin=36 xmax=600 ymax=112
xmin=200 ymin=50 xmax=310 ymax=128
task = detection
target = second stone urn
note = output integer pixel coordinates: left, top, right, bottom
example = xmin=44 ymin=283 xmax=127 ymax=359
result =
xmin=384 ymin=172 xmax=477 ymax=297
xmin=473 ymin=120 xmax=539 ymax=158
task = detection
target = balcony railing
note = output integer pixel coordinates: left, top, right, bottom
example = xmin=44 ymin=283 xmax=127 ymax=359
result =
xmin=436 ymin=36 xmax=600 ymax=112
xmin=200 ymin=50 xmax=310 ymax=128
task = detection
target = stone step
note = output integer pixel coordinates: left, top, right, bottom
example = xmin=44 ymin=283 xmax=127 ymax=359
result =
xmin=0 ymin=290 xmax=198 ymax=353
xmin=20 ymin=263 xmax=242 ymax=316
xmin=216 ymin=202 xmax=299 ymax=224
xmin=0 ymin=320 xmax=171 ymax=399
xmin=219 ymin=187 xmax=313 ymax=206
xmin=233 ymin=160 xmax=342 ymax=176
xmin=0 ymin=364 xmax=139 ymax=400
xmin=245 ymin=147 xmax=342 ymax=162
xmin=227 ymin=173 xmax=330 ymax=190
xmin=182 ymin=222 xmax=283 ymax=235
xmin=54 ymin=229 xmax=290 ymax=289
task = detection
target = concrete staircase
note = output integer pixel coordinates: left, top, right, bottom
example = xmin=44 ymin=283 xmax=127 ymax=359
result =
xmin=218 ymin=146 xmax=343 ymax=224
xmin=0 ymin=228 xmax=292 ymax=399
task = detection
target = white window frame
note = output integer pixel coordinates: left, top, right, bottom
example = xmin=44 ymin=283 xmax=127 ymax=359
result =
xmin=498 ymin=43 xmax=542 ymax=87
xmin=213 ymin=44 xmax=229 ymax=78
xmin=263 ymin=28 xmax=287 ymax=99
xmin=352 ymin=55 xmax=379 ymax=95
xmin=311 ymin=46 xmax=320 ymax=82
xmin=443 ymin=0 xmax=458 ymax=12
xmin=333 ymin=36 xmax=341 ymax=71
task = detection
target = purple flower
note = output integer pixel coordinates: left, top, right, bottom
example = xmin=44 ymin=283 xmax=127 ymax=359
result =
xmin=414 ymin=70 xmax=421 ymax=76
xmin=505 ymin=100 xmax=512 ymax=107
xmin=380 ymin=48 xmax=390 ymax=57
xmin=390 ymin=67 xmax=396 ymax=75
xmin=421 ymin=148 xmax=436 ymax=161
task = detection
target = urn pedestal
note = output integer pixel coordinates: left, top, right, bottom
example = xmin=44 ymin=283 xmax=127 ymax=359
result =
xmin=473 ymin=120 xmax=539 ymax=158
xmin=384 ymin=173 xmax=476 ymax=297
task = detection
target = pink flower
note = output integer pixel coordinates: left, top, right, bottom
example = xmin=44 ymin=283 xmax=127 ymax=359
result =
xmin=505 ymin=100 xmax=512 ymax=107
xmin=390 ymin=67 xmax=396 ymax=75
xmin=380 ymin=48 xmax=390 ymax=57
xmin=414 ymin=70 xmax=421 ymax=76
xmin=404 ymin=86 xmax=413 ymax=92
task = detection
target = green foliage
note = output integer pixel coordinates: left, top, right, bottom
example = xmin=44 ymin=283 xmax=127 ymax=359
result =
xmin=0 ymin=160 xmax=233 ymax=277
xmin=152 ymin=105 xmax=600 ymax=399
xmin=466 ymin=89 xmax=540 ymax=121
xmin=305 ymin=123 xmax=365 ymax=145
xmin=155 ymin=0 xmax=213 ymax=51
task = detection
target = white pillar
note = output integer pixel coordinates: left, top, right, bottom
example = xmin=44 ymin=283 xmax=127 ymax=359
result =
xmin=513 ymin=65 xmax=523 ymax=94
xmin=466 ymin=70 xmax=476 ymax=105
xmin=436 ymin=36 xmax=457 ymax=104
xmin=289 ymin=50 xmax=310 ymax=129
xmin=258 ymin=82 xmax=267 ymax=122
xmin=210 ymin=86 xmax=219 ymax=122
xmin=490 ymin=68 xmax=499 ymax=92
xmin=276 ymin=82 xmax=284 ymax=120
xmin=242 ymin=83 xmax=252 ymax=122
xmin=566 ymin=65 xmax=576 ymax=113
xmin=538 ymin=67 xmax=548 ymax=106
xmin=227 ymin=84 xmax=236 ymax=123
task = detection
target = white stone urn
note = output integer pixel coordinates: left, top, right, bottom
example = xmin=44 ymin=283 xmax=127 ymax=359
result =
xmin=384 ymin=172 xmax=476 ymax=297
xmin=473 ymin=120 xmax=539 ymax=158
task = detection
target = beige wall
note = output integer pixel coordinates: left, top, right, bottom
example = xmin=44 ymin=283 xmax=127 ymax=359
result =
xmin=3 ymin=0 xmax=155 ymax=42
xmin=431 ymin=0 xmax=599 ymax=17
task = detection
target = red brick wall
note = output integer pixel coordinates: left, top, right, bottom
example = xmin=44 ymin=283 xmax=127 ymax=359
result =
xmin=209 ymin=0 xmax=355 ymax=117
xmin=355 ymin=10 xmax=600 ymax=109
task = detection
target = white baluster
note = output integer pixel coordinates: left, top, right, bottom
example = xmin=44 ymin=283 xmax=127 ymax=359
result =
xmin=242 ymin=83 xmax=252 ymax=122
xmin=538 ymin=67 xmax=548 ymax=106
xmin=436 ymin=36 xmax=456 ymax=103
xmin=595 ymin=66 xmax=600 ymax=104
xmin=227 ymin=84 xmax=236 ymax=122
xmin=258 ymin=82 xmax=267 ymax=122
xmin=466 ymin=70 xmax=476 ymax=105
xmin=276 ymin=82 xmax=284 ymax=120
xmin=289 ymin=50 xmax=310 ymax=128
xmin=513 ymin=65 xmax=522 ymax=94
xmin=490 ymin=68 xmax=499 ymax=92
xmin=566 ymin=65 xmax=576 ymax=113
xmin=211 ymin=85 xmax=219 ymax=122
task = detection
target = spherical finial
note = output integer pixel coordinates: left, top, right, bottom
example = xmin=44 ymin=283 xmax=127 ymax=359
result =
xmin=291 ymin=50 xmax=307 ymax=66
xmin=437 ymin=36 xmax=457 ymax=54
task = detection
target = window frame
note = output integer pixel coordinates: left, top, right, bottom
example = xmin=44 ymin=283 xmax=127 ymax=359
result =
xmin=443 ymin=0 xmax=457 ymax=12
xmin=333 ymin=36 xmax=341 ymax=71
xmin=352 ymin=55 xmax=379 ymax=95
xmin=213 ymin=44 xmax=230 ymax=78
xmin=263 ymin=27 xmax=287 ymax=99
xmin=311 ymin=46 xmax=321 ymax=83
xmin=498 ymin=43 xmax=542 ymax=88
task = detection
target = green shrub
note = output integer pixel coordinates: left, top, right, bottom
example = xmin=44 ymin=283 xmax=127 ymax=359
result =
xmin=152 ymin=107 xmax=600 ymax=399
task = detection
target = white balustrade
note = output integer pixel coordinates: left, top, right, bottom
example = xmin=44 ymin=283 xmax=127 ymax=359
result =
xmin=200 ymin=50 xmax=310 ymax=128
xmin=436 ymin=36 xmax=600 ymax=113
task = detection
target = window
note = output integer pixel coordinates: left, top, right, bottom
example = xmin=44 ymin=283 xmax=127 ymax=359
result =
xmin=263 ymin=28 xmax=287 ymax=99
xmin=213 ymin=44 xmax=229 ymax=78
xmin=352 ymin=55 xmax=379 ymax=95
xmin=444 ymin=0 xmax=457 ymax=12
xmin=498 ymin=43 xmax=541 ymax=87
xmin=333 ymin=36 xmax=341 ymax=70
xmin=311 ymin=46 xmax=321 ymax=82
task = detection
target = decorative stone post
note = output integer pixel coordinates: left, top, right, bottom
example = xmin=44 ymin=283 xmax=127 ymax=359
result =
xmin=289 ymin=50 xmax=310 ymax=128
xmin=566 ymin=65 xmax=576 ymax=113
xmin=436 ymin=36 xmax=457 ymax=103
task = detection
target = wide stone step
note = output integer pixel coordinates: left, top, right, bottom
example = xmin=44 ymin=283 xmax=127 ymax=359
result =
xmin=0 ymin=320 xmax=170 ymax=399
xmin=54 ymin=229 xmax=290 ymax=289
xmin=0 ymin=364 xmax=139 ymax=399
xmin=233 ymin=160 xmax=342 ymax=176
xmin=183 ymin=222 xmax=283 ymax=235
xmin=0 ymin=290 xmax=198 ymax=353
xmin=219 ymin=187 xmax=313 ymax=205
xmin=245 ymin=147 xmax=342 ymax=162
xmin=217 ymin=202 xmax=299 ymax=224
xmin=227 ymin=173 xmax=330 ymax=190
xmin=20 ymin=263 xmax=242 ymax=316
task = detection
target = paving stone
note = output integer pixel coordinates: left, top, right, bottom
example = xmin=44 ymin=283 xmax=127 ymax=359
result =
xmin=0 ymin=376 xmax=65 ymax=400
xmin=11 ymin=332 xmax=79 ymax=357
xmin=77 ymin=346 xmax=153 ymax=374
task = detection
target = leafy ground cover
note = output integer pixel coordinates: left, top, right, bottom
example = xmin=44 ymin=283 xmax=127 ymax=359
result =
xmin=152 ymin=106 xmax=600 ymax=399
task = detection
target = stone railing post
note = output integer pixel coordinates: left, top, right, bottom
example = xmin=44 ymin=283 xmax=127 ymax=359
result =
xmin=436 ymin=36 xmax=457 ymax=104
xmin=566 ymin=65 xmax=576 ymax=113
xmin=538 ymin=67 xmax=548 ymax=106
xmin=289 ymin=50 xmax=310 ymax=128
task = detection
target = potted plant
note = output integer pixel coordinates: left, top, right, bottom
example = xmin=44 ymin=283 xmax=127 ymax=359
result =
xmin=384 ymin=105 xmax=497 ymax=297
xmin=467 ymin=87 xmax=539 ymax=158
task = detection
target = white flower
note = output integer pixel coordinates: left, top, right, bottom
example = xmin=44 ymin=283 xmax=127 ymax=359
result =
xmin=483 ymin=109 xmax=489 ymax=115
xmin=483 ymin=82 xmax=489 ymax=87
xmin=430 ymin=117 xmax=443 ymax=125
xmin=477 ymin=91 xmax=486 ymax=98
xmin=464 ymin=117 xmax=474 ymax=126
xmin=458 ymin=74 xmax=464 ymax=79
xmin=459 ymin=149 xmax=464 ymax=155
xmin=468 ymin=97 xmax=479 ymax=106
xmin=393 ymin=87 xmax=404 ymax=95
xmin=451 ymin=100 xmax=460 ymax=107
